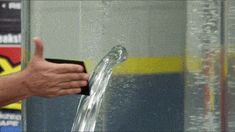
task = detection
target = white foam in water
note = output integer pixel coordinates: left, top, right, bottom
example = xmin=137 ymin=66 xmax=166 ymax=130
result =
xmin=71 ymin=45 xmax=128 ymax=132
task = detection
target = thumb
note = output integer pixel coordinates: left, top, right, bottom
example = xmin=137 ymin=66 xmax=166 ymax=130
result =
xmin=33 ymin=37 xmax=44 ymax=59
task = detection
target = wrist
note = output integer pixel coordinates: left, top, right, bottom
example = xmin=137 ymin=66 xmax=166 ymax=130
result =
xmin=18 ymin=69 xmax=34 ymax=98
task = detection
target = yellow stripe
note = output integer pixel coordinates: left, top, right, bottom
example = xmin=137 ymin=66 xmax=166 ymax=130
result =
xmin=2 ymin=102 xmax=21 ymax=110
xmin=84 ymin=56 xmax=184 ymax=75
xmin=111 ymin=56 xmax=183 ymax=75
xmin=186 ymin=51 xmax=229 ymax=75
xmin=185 ymin=55 xmax=202 ymax=73
xmin=84 ymin=54 xmax=229 ymax=75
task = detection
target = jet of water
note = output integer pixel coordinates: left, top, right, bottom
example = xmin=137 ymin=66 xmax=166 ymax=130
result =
xmin=71 ymin=45 xmax=128 ymax=132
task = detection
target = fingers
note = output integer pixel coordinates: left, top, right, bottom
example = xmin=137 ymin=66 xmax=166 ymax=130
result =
xmin=33 ymin=37 xmax=44 ymax=59
xmin=52 ymin=63 xmax=84 ymax=74
xmin=58 ymin=80 xmax=88 ymax=89
xmin=57 ymin=73 xmax=89 ymax=82
xmin=49 ymin=80 xmax=87 ymax=97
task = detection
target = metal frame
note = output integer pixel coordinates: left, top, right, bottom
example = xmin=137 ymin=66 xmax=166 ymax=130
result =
xmin=21 ymin=0 xmax=31 ymax=131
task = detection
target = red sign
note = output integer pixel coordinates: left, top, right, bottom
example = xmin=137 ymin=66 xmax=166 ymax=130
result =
xmin=0 ymin=45 xmax=21 ymax=77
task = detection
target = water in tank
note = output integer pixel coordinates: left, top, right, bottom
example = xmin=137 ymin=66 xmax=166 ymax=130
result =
xmin=21 ymin=0 xmax=235 ymax=131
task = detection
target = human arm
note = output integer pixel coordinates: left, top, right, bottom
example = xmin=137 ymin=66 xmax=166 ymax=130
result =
xmin=0 ymin=37 xmax=89 ymax=106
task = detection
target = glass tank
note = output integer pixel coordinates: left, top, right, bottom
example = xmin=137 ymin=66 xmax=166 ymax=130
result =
xmin=21 ymin=0 xmax=235 ymax=131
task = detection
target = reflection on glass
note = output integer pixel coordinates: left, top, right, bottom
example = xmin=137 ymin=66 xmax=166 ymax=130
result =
xmin=226 ymin=1 xmax=235 ymax=131
xmin=185 ymin=1 xmax=222 ymax=131
xmin=71 ymin=45 xmax=128 ymax=132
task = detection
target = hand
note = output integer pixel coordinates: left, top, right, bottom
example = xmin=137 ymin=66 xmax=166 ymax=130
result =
xmin=22 ymin=37 xmax=89 ymax=98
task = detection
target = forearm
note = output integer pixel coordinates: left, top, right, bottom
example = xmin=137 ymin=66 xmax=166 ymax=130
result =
xmin=0 ymin=70 xmax=31 ymax=107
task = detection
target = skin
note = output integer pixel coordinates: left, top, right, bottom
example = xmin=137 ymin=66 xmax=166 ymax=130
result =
xmin=0 ymin=37 xmax=89 ymax=106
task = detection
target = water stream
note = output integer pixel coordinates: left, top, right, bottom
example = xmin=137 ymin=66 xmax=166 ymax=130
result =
xmin=71 ymin=45 xmax=128 ymax=132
